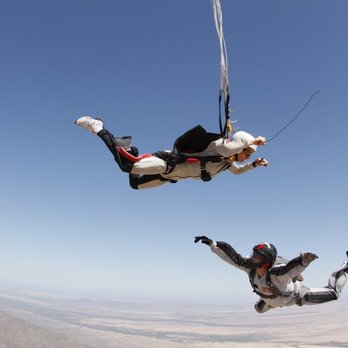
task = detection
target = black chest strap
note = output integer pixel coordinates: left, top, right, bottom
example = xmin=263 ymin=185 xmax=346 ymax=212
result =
xmin=248 ymin=270 xmax=283 ymax=299
xmin=176 ymin=154 xmax=227 ymax=182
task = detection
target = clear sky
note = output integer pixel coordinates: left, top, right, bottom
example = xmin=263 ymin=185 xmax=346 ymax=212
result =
xmin=1 ymin=0 xmax=348 ymax=304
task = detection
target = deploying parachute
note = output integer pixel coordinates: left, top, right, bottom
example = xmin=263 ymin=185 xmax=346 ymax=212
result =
xmin=211 ymin=0 xmax=232 ymax=138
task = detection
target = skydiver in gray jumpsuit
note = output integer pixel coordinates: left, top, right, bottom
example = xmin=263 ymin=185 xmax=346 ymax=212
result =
xmin=75 ymin=116 xmax=268 ymax=189
xmin=195 ymin=236 xmax=348 ymax=313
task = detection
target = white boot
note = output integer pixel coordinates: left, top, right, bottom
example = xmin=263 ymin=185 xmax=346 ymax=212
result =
xmin=75 ymin=116 xmax=104 ymax=135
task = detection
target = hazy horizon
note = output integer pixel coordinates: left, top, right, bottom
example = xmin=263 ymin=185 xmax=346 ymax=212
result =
xmin=1 ymin=288 xmax=347 ymax=348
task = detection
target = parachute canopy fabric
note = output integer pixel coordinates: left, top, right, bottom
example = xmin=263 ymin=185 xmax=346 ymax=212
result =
xmin=211 ymin=0 xmax=231 ymax=137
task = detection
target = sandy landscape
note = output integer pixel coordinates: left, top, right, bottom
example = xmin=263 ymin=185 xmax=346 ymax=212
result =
xmin=0 ymin=289 xmax=347 ymax=348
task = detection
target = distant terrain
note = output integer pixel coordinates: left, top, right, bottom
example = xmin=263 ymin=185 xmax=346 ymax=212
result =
xmin=0 ymin=310 xmax=87 ymax=348
xmin=0 ymin=289 xmax=347 ymax=348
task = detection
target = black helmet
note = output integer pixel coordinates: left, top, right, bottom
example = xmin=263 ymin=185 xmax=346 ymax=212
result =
xmin=251 ymin=243 xmax=278 ymax=268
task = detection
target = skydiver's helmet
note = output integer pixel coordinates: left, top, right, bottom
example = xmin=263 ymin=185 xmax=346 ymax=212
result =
xmin=231 ymin=131 xmax=255 ymax=147
xmin=249 ymin=243 xmax=278 ymax=269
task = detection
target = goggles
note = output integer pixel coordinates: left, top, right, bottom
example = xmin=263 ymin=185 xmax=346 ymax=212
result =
xmin=243 ymin=147 xmax=254 ymax=158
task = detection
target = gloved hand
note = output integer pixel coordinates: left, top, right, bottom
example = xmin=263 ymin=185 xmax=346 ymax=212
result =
xmin=301 ymin=252 xmax=318 ymax=266
xmin=194 ymin=236 xmax=213 ymax=245
xmin=253 ymin=136 xmax=266 ymax=146
xmin=252 ymin=158 xmax=269 ymax=167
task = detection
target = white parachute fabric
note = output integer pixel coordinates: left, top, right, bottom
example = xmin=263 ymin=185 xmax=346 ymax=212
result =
xmin=211 ymin=0 xmax=230 ymax=120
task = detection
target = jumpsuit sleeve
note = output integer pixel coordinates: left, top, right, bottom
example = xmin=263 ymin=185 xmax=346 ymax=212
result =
xmin=228 ymin=162 xmax=254 ymax=175
xmin=210 ymin=241 xmax=250 ymax=272
xmin=270 ymin=256 xmax=307 ymax=279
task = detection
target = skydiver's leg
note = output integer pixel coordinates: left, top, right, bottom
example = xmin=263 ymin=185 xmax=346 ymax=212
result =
xmin=298 ymin=254 xmax=348 ymax=305
xmin=254 ymin=299 xmax=273 ymax=313
xmin=97 ymin=129 xmax=135 ymax=173
xmin=75 ymin=116 xmax=170 ymax=175
xmin=97 ymin=129 xmax=168 ymax=175
xmin=130 ymin=156 xmax=167 ymax=175
xmin=75 ymin=116 xmax=135 ymax=173
xmin=129 ymin=174 xmax=168 ymax=190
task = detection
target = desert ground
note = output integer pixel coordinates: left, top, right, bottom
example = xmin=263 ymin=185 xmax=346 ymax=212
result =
xmin=0 ymin=289 xmax=347 ymax=348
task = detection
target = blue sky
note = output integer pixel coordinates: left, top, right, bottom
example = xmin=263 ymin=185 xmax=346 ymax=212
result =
xmin=1 ymin=0 xmax=348 ymax=304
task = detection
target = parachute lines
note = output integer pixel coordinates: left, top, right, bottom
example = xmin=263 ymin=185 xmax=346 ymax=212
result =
xmin=267 ymin=90 xmax=321 ymax=143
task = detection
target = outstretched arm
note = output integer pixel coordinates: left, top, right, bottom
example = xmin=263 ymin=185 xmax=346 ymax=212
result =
xmin=229 ymin=158 xmax=269 ymax=175
xmin=194 ymin=236 xmax=250 ymax=272
xmin=271 ymin=253 xmax=318 ymax=278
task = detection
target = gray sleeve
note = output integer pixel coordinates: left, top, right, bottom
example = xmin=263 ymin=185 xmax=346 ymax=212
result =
xmin=210 ymin=241 xmax=250 ymax=272
xmin=228 ymin=162 xmax=254 ymax=175
xmin=270 ymin=257 xmax=307 ymax=278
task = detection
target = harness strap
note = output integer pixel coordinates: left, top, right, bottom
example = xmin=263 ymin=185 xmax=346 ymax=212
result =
xmin=181 ymin=155 xmax=228 ymax=182
xmin=199 ymin=161 xmax=212 ymax=182
xmin=248 ymin=270 xmax=285 ymax=299
xmin=181 ymin=155 xmax=226 ymax=163
xmin=164 ymin=153 xmax=227 ymax=176
xmin=252 ymin=286 xmax=285 ymax=299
